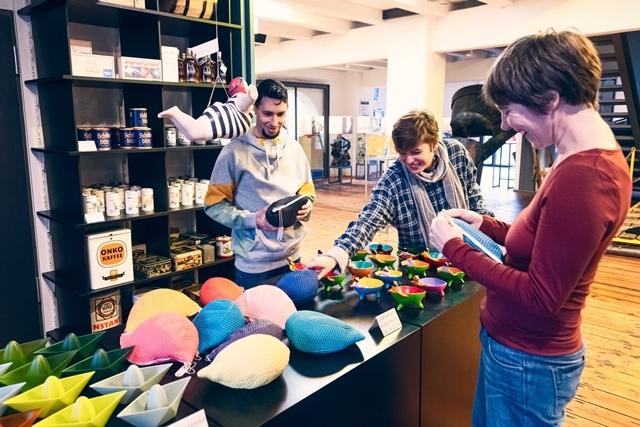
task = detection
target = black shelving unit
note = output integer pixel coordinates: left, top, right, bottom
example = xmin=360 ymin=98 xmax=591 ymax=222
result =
xmin=20 ymin=0 xmax=253 ymax=335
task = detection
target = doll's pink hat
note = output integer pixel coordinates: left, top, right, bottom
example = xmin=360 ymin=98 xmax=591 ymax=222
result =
xmin=120 ymin=312 xmax=199 ymax=365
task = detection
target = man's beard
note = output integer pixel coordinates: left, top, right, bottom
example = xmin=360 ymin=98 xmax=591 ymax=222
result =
xmin=262 ymin=128 xmax=280 ymax=139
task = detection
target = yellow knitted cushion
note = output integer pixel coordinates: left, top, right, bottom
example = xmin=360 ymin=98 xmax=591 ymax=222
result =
xmin=197 ymin=334 xmax=289 ymax=389
xmin=125 ymin=289 xmax=201 ymax=332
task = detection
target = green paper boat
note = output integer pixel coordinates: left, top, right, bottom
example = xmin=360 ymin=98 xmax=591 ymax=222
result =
xmin=90 ymin=363 xmax=172 ymax=405
xmin=62 ymin=348 xmax=133 ymax=382
xmin=0 ymin=352 xmax=77 ymax=391
xmin=35 ymin=333 xmax=105 ymax=364
xmin=0 ymin=339 xmax=49 ymax=369
xmin=0 ymin=382 xmax=27 ymax=416
xmin=0 ymin=409 xmax=41 ymax=427
xmin=117 ymin=377 xmax=191 ymax=427
xmin=4 ymin=373 xmax=94 ymax=418
xmin=35 ymin=391 xmax=126 ymax=427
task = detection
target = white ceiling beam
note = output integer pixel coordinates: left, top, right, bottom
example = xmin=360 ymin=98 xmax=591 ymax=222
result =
xmin=346 ymin=0 xmax=397 ymax=9
xmin=254 ymin=0 xmax=354 ymax=34
xmin=347 ymin=0 xmax=448 ymax=17
xmin=271 ymin=0 xmax=384 ymax=26
xmin=479 ymin=0 xmax=513 ymax=6
xmin=263 ymin=36 xmax=282 ymax=46
xmin=257 ymin=19 xmax=315 ymax=40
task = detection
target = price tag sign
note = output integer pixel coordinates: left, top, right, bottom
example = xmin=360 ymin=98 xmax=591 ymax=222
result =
xmin=78 ymin=140 xmax=97 ymax=152
xmin=166 ymin=409 xmax=208 ymax=427
xmin=191 ymin=38 xmax=219 ymax=59
xmin=84 ymin=212 xmax=105 ymax=223
xmin=369 ymin=308 xmax=402 ymax=336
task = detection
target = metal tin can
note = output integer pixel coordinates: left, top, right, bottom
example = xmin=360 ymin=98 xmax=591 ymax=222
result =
xmin=141 ymin=188 xmax=154 ymax=212
xmin=166 ymin=127 xmax=177 ymax=147
xmin=91 ymin=189 xmax=105 ymax=213
xmin=119 ymin=128 xmax=136 ymax=149
xmin=195 ymin=182 xmax=207 ymax=204
xmin=135 ymin=128 xmax=153 ymax=149
xmin=105 ymin=192 xmax=120 ymax=217
xmin=215 ymin=235 xmax=233 ymax=258
xmin=130 ymin=185 xmax=142 ymax=208
xmin=168 ymin=185 xmax=180 ymax=208
xmin=78 ymin=127 xmax=93 ymax=142
xmin=84 ymin=194 xmax=98 ymax=214
xmin=181 ymin=182 xmax=193 ymax=206
xmin=130 ymin=108 xmax=148 ymax=128
xmin=116 ymin=187 xmax=125 ymax=210
xmin=92 ymin=127 xmax=112 ymax=151
xmin=125 ymin=190 xmax=139 ymax=214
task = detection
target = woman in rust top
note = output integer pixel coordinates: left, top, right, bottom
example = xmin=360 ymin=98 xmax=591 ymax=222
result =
xmin=430 ymin=30 xmax=631 ymax=426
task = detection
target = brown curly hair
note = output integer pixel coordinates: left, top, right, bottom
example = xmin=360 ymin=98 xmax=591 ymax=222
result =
xmin=392 ymin=109 xmax=440 ymax=152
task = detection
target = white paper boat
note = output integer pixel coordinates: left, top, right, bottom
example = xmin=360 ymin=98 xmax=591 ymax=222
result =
xmin=89 ymin=363 xmax=172 ymax=405
xmin=117 ymin=377 xmax=190 ymax=427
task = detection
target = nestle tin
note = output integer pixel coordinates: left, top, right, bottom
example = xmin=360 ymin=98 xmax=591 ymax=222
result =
xmin=195 ymin=182 xmax=207 ymax=204
xmin=215 ymin=236 xmax=233 ymax=258
xmin=141 ymin=188 xmax=154 ymax=212
xmin=181 ymin=182 xmax=193 ymax=206
xmin=105 ymin=192 xmax=120 ymax=217
xmin=84 ymin=194 xmax=98 ymax=214
xmin=168 ymin=185 xmax=180 ymax=208
xmin=92 ymin=189 xmax=105 ymax=213
xmin=78 ymin=127 xmax=93 ymax=142
xmin=92 ymin=128 xmax=112 ymax=151
xmin=125 ymin=190 xmax=139 ymax=214
xmin=119 ymin=128 xmax=136 ymax=149
xmin=135 ymin=128 xmax=153 ymax=149
xmin=130 ymin=108 xmax=148 ymax=128
xmin=166 ymin=127 xmax=177 ymax=147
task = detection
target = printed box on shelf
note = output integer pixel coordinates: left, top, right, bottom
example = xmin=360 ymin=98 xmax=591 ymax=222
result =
xmin=86 ymin=228 xmax=134 ymax=290
xmin=71 ymin=53 xmax=115 ymax=78
xmin=183 ymin=232 xmax=210 ymax=245
xmin=196 ymin=243 xmax=215 ymax=263
xmin=134 ymin=254 xmax=172 ymax=278
xmin=171 ymin=246 xmax=203 ymax=271
xmin=120 ymin=56 xmax=162 ymax=81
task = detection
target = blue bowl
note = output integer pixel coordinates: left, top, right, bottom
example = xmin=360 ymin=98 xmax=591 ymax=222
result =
xmin=374 ymin=270 xmax=403 ymax=289
xmin=368 ymin=243 xmax=393 ymax=255
xmin=351 ymin=278 xmax=384 ymax=301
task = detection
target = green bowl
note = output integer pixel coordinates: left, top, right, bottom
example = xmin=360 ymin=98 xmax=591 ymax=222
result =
xmin=320 ymin=271 xmax=347 ymax=292
xmin=437 ymin=266 xmax=466 ymax=286
xmin=401 ymin=260 xmax=430 ymax=279
xmin=368 ymin=254 xmax=397 ymax=271
xmin=351 ymin=249 xmax=369 ymax=261
xmin=388 ymin=286 xmax=426 ymax=311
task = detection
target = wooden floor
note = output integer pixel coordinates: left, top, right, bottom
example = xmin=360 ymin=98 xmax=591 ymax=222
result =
xmin=303 ymin=175 xmax=640 ymax=427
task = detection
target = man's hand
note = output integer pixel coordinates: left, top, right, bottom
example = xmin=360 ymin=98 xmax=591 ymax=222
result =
xmin=256 ymin=205 xmax=279 ymax=232
xmin=296 ymin=201 xmax=312 ymax=221
xmin=306 ymin=255 xmax=337 ymax=279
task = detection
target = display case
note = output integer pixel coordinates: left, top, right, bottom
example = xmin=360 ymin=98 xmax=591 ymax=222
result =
xmin=19 ymin=0 xmax=254 ymax=335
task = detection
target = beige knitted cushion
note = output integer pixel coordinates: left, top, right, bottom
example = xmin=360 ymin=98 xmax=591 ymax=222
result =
xmin=125 ymin=289 xmax=201 ymax=332
xmin=197 ymin=334 xmax=289 ymax=389
xmin=234 ymin=285 xmax=296 ymax=329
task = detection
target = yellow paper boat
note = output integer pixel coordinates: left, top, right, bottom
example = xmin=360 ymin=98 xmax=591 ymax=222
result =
xmin=4 ymin=373 xmax=94 ymax=418
xmin=0 ymin=409 xmax=41 ymax=427
xmin=0 ymin=382 xmax=27 ymax=416
xmin=0 ymin=339 xmax=49 ymax=370
xmin=90 ymin=363 xmax=172 ymax=405
xmin=35 ymin=333 xmax=105 ymax=364
xmin=117 ymin=377 xmax=191 ymax=427
xmin=0 ymin=352 xmax=77 ymax=391
xmin=35 ymin=391 xmax=126 ymax=427
xmin=62 ymin=348 xmax=133 ymax=383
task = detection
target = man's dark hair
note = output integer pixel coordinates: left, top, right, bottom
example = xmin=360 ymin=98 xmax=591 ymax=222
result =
xmin=256 ymin=79 xmax=288 ymax=107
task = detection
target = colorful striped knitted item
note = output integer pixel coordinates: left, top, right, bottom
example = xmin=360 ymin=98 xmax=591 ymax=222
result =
xmin=202 ymin=93 xmax=254 ymax=140
xmin=192 ymin=300 xmax=245 ymax=354
xmin=199 ymin=277 xmax=244 ymax=305
xmin=206 ymin=319 xmax=284 ymax=362
xmin=234 ymin=285 xmax=297 ymax=329
xmin=197 ymin=335 xmax=289 ymax=389
xmin=120 ymin=312 xmax=198 ymax=365
xmin=450 ymin=217 xmax=504 ymax=263
xmin=276 ymin=270 xmax=319 ymax=306
xmin=285 ymin=311 xmax=365 ymax=354
xmin=125 ymin=289 xmax=201 ymax=333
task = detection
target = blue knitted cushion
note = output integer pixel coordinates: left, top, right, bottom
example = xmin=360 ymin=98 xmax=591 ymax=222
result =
xmin=285 ymin=311 xmax=365 ymax=354
xmin=451 ymin=217 xmax=504 ymax=263
xmin=205 ymin=319 xmax=284 ymax=362
xmin=192 ymin=299 xmax=245 ymax=354
xmin=276 ymin=270 xmax=319 ymax=305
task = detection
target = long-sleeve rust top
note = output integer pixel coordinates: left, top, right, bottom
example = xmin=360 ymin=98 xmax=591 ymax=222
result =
xmin=443 ymin=148 xmax=631 ymax=356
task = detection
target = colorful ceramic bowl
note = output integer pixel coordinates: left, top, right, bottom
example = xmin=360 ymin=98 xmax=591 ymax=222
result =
xmin=351 ymin=278 xmax=384 ymax=301
xmin=320 ymin=271 xmax=347 ymax=292
xmin=368 ymin=243 xmax=393 ymax=255
xmin=388 ymin=286 xmax=426 ymax=311
xmin=346 ymin=261 xmax=375 ymax=279
xmin=401 ymin=260 xmax=430 ymax=279
xmin=397 ymin=248 xmax=423 ymax=261
xmin=369 ymin=254 xmax=397 ymax=271
xmin=351 ymin=249 xmax=369 ymax=261
xmin=374 ymin=269 xmax=403 ymax=289
xmin=437 ymin=266 xmax=466 ymax=286
xmin=421 ymin=251 xmax=448 ymax=268
xmin=414 ymin=277 xmax=447 ymax=297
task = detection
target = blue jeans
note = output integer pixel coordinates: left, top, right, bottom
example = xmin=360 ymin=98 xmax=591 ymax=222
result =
xmin=235 ymin=259 xmax=300 ymax=289
xmin=472 ymin=326 xmax=585 ymax=427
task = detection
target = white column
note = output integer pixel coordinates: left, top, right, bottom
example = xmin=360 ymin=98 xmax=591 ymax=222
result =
xmin=386 ymin=15 xmax=446 ymax=136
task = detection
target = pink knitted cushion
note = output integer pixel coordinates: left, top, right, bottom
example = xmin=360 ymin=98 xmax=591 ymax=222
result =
xmin=234 ymin=285 xmax=296 ymax=329
xmin=125 ymin=289 xmax=200 ymax=333
xmin=199 ymin=277 xmax=244 ymax=306
xmin=120 ymin=312 xmax=199 ymax=365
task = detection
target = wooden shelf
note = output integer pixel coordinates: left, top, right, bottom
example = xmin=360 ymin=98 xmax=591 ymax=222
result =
xmin=24 ymin=74 xmax=230 ymax=89
xmin=42 ymin=256 xmax=235 ymax=297
xmin=31 ymin=145 xmax=224 ymax=156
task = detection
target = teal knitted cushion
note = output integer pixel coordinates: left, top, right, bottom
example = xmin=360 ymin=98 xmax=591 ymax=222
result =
xmin=451 ymin=217 xmax=504 ymax=263
xmin=192 ymin=300 xmax=245 ymax=354
xmin=276 ymin=270 xmax=318 ymax=305
xmin=285 ymin=311 xmax=365 ymax=354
